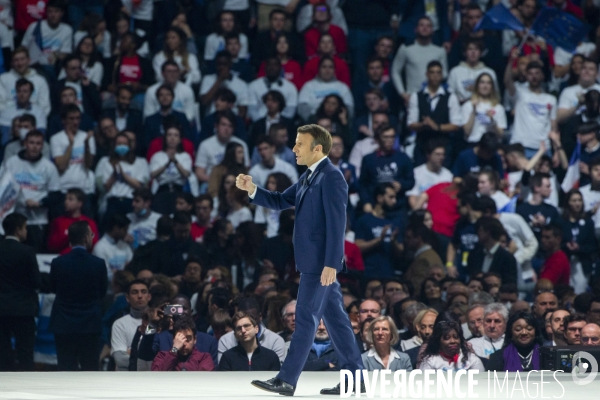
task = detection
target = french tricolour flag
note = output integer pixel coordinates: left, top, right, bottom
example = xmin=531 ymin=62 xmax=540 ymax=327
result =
xmin=561 ymin=141 xmax=581 ymax=192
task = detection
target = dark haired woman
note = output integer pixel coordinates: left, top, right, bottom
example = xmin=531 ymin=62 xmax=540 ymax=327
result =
xmin=487 ymin=311 xmax=542 ymax=371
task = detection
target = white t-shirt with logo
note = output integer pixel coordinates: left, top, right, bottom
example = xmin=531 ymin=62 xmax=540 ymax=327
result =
xmin=96 ymin=156 xmax=150 ymax=199
xmin=22 ymin=20 xmax=72 ymax=65
xmin=406 ymin=164 xmax=453 ymax=197
xmin=461 ymin=101 xmax=507 ymax=143
xmin=510 ymin=87 xmax=557 ymax=150
xmin=93 ymin=234 xmax=134 ymax=281
xmin=50 ymin=130 xmax=96 ymax=194
xmin=144 ymin=81 xmax=196 ymax=122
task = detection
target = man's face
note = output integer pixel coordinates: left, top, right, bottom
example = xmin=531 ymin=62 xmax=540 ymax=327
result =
xmin=318 ymin=36 xmax=335 ymax=55
xmin=215 ymin=57 xmax=231 ymax=76
xmin=184 ymin=262 xmax=202 ymax=283
xmin=372 ymin=114 xmax=389 ymax=132
xmin=418 ymin=312 xmax=437 ymax=342
xmin=365 ymin=93 xmax=383 ymax=112
xmin=16 ymin=84 xmax=32 ymax=104
xmin=12 ymin=52 xmax=30 ymax=75
xmin=426 ymin=66 xmax=443 ymax=87
xmin=46 ymin=6 xmax=63 ymax=26
xmin=315 ymin=320 xmax=329 ymax=341
xmin=551 ymin=310 xmax=570 ymax=337
xmin=24 ymin=135 xmax=43 ymax=158
xmin=378 ymin=187 xmax=397 ymax=211
xmin=173 ymin=222 xmax=191 ymax=241
xmin=117 ymin=90 xmax=132 ymax=111
xmin=234 ymin=317 xmax=259 ymax=344
xmin=220 ymin=13 xmax=235 ymax=32
xmin=162 ymin=65 xmax=181 ymax=85
xmin=126 ymin=283 xmax=151 ymax=310
xmin=257 ymin=142 xmax=276 ymax=163
xmin=484 ymin=312 xmax=506 ymax=340
xmin=177 ymin=328 xmax=196 ymax=356
xmin=378 ymin=129 xmax=395 ymax=153
xmin=468 ymin=307 xmax=485 ymax=337
xmin=64 ymin=194 xmax=82 ymax=214
xmin=534 ymin=293 xmax=558 ymax=317
xmin=329 ymin=136 xmax=343 ymax=159
xmin=519 ymin=0 xmax=537 ymax=19
xmin=62 ymin=111 xmax=81 ymax=133
xmin=527 ymin=67 xmax=544 ymax=87
xmin=384 ymin=282 xmax=405 ymax=301
xmin=416 ymin=18 xmax=433 ymax=38
xmin=157 ymin=88 xmax=174 ymax=108
xmin=581 ymin=324 xmax=600 ymax=346
xmin=216 ymin=118 xmax=234 ymax=142
xmin=367 ymin=61 xmax=383 ymax=82
xmin=541 ymin=230 xmax=559 ymax=252
xmin=61 ymin=89 xmax=77 ymax=105
xmin=565 ymin=321 xmax=586 ymax=345
xmin=358 ymin=300 xmax=381 ymax=323
xmin=428 ymin=147 xmax=445 ymax=169
xmin=175 ymin=198 xmax=192 ymax=213
xmin=537 ymin=178 xmax=552 ymax=199
xmin=270 ymin=12 xmax=285 ymax=31
xmin=293 ymin=133 xmax=321 ymax=166
xmin=499 ymin=291 xmax=518 ymax=307
xmin=283 ymin=304 xmax=296 ymax=331
xmin=464 ymin=9 xmax=483 ymax=31
xmin=65 ymin=60 xmax=82 ymax=81
xmin=225 ymin=39 xmax=241 ymax=58
xmin=589 ymin=301 xmax=600 ymax=320
xmin=265 ymin=59 xmax=281 ymax=80
xmin=195 ymin=200 xmax=212 ymax=223
xmin=131 ymin=196 xmax=149 ymax=214
xmin=477 ymin=174 xmax=493 ymax=195
xmin=580 ymin=61 xmax=598 ymax=84
xmin=375 ymin=39 xmax=393 ymax=59
xmin=465 ymin=44 xmax=481 ymax=64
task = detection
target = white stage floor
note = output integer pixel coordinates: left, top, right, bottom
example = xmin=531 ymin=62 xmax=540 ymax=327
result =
xmin=0 ymin=371 xmax=598 ymax=400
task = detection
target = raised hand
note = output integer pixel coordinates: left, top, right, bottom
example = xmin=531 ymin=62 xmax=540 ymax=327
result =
xmin=236 ymin=174 xmax=256 ymax=193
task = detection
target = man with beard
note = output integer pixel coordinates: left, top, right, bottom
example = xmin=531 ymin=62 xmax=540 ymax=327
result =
xmin=104 ymin=86 xmax=143 ymax=139
xmin=355 ymin=183 xmax=404 ymax=279
xmin=302 ymin=320 xmax=340 ymax=371
xmin=544 ymin=309 xmax=570 ymax=346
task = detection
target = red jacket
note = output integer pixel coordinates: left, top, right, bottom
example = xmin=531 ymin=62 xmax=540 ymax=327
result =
xmin=47 ymin=215 xmax=99 ymax=253
xmin=151 ymin=347 xmax=214 ymax=371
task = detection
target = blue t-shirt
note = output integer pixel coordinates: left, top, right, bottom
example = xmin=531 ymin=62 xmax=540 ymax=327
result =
xmin=354 ymin=213 xmax=403 ymax=278
xmin=452 ymin=148 xmax=503 ymax=179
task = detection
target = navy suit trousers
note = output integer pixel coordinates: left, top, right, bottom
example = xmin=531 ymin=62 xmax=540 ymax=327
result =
xmin=277 ymin=273 xmax=363 ymax=386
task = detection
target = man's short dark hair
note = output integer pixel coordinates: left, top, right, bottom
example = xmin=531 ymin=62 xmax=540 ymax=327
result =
xmin=19 ymin=113 xmax=36 ymax=127
xmin=499 ymin=283 xmax=518 ymax=295
xmin=425 ymin=139 xmax=445 ymax=155
xmin=530 ymin=173 xmax=550 ymax=193
xmin=475 ymin=216 xmax=505 ymax=241
xmin=232 ymin=311 xmax=257 ymax=328
xmin=374 ymin=123 xmax=394 ymax=141
xmin=237 ymin=295 xmax=261 ymax=314
xmin=564 ymin=313 xmax=587 ymax=331
xmin=269 ymin=8 xmax=286 ymax=20
xmin=127 ymin=279 xmax=149 ymax=294
xmin=427 ymin=60 xmax=442 ymax=71
xmin=161 ymin=60 xmax=179 ymax=72
xmin=215 ymin=87 xmax=236 ymax=104
xmin=66 ymin=188 xmax=85 ymax=203
xmin=60 ymin=86 xmax=77 ymax=98
xmin=262 ymin=90 xmax=286 ymax=111
xmin=255 ymin=135 xmax=275 ymax=148
xmin=16 ymin=78 xmax=34 ymax=92
xmin=462 ymin=38 xmax=484 ymax=53
xmin=156 ymin=216 xmax=173 ymax=237
xmin=2 ymin=213 xmax=27 ymax=236
xmin=25 ymin=130 xmax=44 ymax=141
xmin=107 ymin=214 xmax=130 ymax=231
xmin=479 ymin=132 xmax=500 ymax=153
xmin=366 ymin=56 xmax=383 ymax=68
xmin=374 ymin=183 xmax=394 ymax=201
xmin=133 ymin=188 xmax=152 ymax=202
xmin=215 ymin=109 xmax=237 ymax=127
xmin=172 ymin=211 xmax=191 ymax=226
xmin=156 ymin=84 xmax=174 ymax=100
xmin=176 ymin=192 xmax=194 ymax=206
xmin=209 ymin=287 xmax=232 ymax=309
xmin=195 ymin=194 xmax=214 ymax=209
xmin=474 ymin=194 xmax=498 ymax=215
xmin=526 ymin=61 xmax=544 ymax=73
xmin=63 ymin=54 xmax=81 ymax=68
xmin=68 ymin=220 xmax=90 ymax=245
xmin=48 ymin=0 xmax=67 ymax=11
xmin=541 ymin=223 xmax=562 ymax=239
xmin=173 ymin=315 xmax=197 ymax=337
xmin=578 ymin=121 xmax=600 ymax=136
xmin=505 ymin=143 xmax=525 ymax=156
xmin=60 ymin=104 xmax=81 ymax=120
xmin=297 ymin=124 xmax=332 ymax=155
xmin=116 ymin=85 xmax=134 ymax=98
xmin=215 ymin=50 xmax=232 ymax=63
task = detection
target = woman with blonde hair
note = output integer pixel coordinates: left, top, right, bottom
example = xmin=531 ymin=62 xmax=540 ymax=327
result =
xmin=361 ymin=316 xmax=413 ymax=371
xmin=461 ymin=72 xmax=507 ymax=143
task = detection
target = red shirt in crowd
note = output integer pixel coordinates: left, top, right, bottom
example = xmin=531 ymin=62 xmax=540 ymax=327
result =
xmin=47 ymin=215 xmax=99 ymax=254
xmin=540 ymin=250 xmax=570 ymax=285
xmin=344 ymin=240 xmax=364 ymax=272
xmin=146 ymin=137 xmax=195 ymax=161
xmin=304 ymin=25 xmax=347 ymax=59
xmin=425 ymin=182 xmax=460 ymax=238
xmin=258 ymin=59 xmax=304 ymax=90
xmin=191 ymin=223 xmax=209 ymax=243
xmin=14 ymin=0 xmax=47 ymax=33
xmin=511 ymin=43 xmax=555 ymax=68
xmin=151 ymin=348 xmax=214 ymax=371
xmin=119 ymin=56 xmax=143 ymax=84
xmin=302 ymin=55 xmax=351 ymax=88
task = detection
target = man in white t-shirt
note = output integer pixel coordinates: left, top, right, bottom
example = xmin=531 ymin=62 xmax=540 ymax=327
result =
xmin=50 ymin=104 xmax=96 ymax=195
xmin=144 ymin=60 xmax=196 ymax=123
xmin=200 ymin=51 xmax=250 ymax=118
xmin=93 ymin=213 xmax=133 ymax=282
xmin=557 ymin=58 xmax=600 ymax=123
xmin=249 ymin=136 xmax=298 ymax=187
xmin=126 ymin=188 xmax=162 ymax=249
xmin=407 ymin=140 xmax=453 ymax=210
xmin=194 ymin=110 xmax=249 ymax=185
xmin=21 ymin=1 xmax=72 ymax=66
xmin=348 ymin=113 xmax=389 ymax=177
xmin=248 ymin=57 xmax=298 ymax=121
xmin=505 ymin=54 xmax=557 ymax=159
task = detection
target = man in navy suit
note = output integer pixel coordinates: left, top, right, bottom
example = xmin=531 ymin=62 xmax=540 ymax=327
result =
xmin=49 ymin=220 xmax=107 ymax=371
xmin=236 ymin=124 xmax=364 ymax=396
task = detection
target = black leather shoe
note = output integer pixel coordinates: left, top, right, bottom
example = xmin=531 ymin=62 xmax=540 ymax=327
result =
xmin=251 ymin=377 xmax=295 ymax=396
xmin=320 ymin=381 xmax=366 ymax=395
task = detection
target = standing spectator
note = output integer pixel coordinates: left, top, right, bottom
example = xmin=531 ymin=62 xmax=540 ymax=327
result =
xmin=505 ymin=57 xmax=557 ymax=158
xmin=257 ymin=33 xmax=304 ymax=91
xmin=461 ymin=73 xmax=507 ymax=144
xmin=398 ymin=0 xmax=450 ymax=48
xmin=539 ymin=224 xmax=570 ymax=286
xmin=219 ymin=312 xmax=281 ymax=371
xmin=47 ymin=87 xmax=95 ymax=137
xmin=517 ymin=173 xmax=560 ymax=240
xmin=142 ymin=86 xmax=192 ymax=152
xmin=468 ymin=303 xmax=507 ymax=359
xmin=448 ymin=39 xmax=498 ymax=105
xmin=204 ymin=11 xmax=249 ymax=62
xmin=352 ymin=57 xmax=399 ymax=118
xmin=72 ymin=14 xmax=111 ymax=59
xmin=407 ymin=140 xmax=453 ymax=210
xmin=253 ymin=10 xmax=304 ymax=67
xmin=249 ymin=136 xmax=298 ymax=186
xmin=477 ymin=170 xmax=510 ymax=211
xmin=250 ymin=121 xmax=296 ymax=167
xmin=152 ymin=27 xmax=201 ymax=86
xmin=302 ymin=319 xmax=340 ymax=371
xmin=0 ymin=80 xmax=47 ymax=141
xmin=120 ymin=0 xmax=153 ymax=43
xmin=303 ymin=3 xmax=347 ymax=59
xmin=406 ymin=61 xmax=461 ymax=167
xmin=223 ymin=34 xmax=254 ymax=83
xmin=200 ymin=87 xmax=248 ymax=145
xmin=144 ymin=61 xmax=196 ymax=124
xmin=348 ymin=112 xmax=389 ymax=176
xmin=0 ymin=130 xmax=60 ymax=251
xmin=93 ymin=214 xmax=133 ymax=280
xmin=0 ymin=47 xmax=51 ymax=117
xmin=53 ymin=55 xmax=102 ymax=120
xmin=453 ymin=132 xmax=504 ymax=178
xmin=21 ymin=0 xmax=72 ymax=72
xmin=126 ymin=188 xmax=162 ymax=248
xmin=0 ymin=213 xmax=41 ymax=371
xmin=248 ymin=57 xmax=298 ymax=121
xmin=49 ymin=221 xmax=107 ymax=371
xmin=47 ymin=188 xmax=99 ymax=253
xmin=392 ymin=17 xmax=448 ymax=103
xmin=104 ymin=86 xmax=143 ymax=139
xmin=557 ymin=58 xmax=600 ymax=123
xmin=301 ymin=34 xmax=351 ymax=88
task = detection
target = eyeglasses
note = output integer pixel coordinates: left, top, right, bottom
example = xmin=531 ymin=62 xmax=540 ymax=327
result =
xmin=235 ymin=323 xmax=254 ymax=332
xmin=359 ymin=309 xmax=381 ymax=314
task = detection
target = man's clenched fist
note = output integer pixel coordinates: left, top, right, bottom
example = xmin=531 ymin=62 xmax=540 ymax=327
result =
xmin=236 ymin=174 xmax=256 ymax=194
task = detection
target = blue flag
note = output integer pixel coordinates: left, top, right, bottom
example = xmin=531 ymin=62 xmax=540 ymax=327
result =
xmin=531 ymin=7 xmax=588 ymax=52
xmin=474 ymin=4 xmax=525 ymax=32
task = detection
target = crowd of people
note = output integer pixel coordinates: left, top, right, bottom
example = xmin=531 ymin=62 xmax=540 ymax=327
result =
xmin=1 ymin=0 xmax=600 ymax=375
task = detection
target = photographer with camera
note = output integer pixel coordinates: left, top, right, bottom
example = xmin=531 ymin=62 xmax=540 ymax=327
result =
xmin=151 ymin=315 xmax=214 ymax=371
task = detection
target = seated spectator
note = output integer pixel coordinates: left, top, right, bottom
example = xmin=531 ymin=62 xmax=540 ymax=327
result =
xmin=545 ymin=309 xmax=570 ymax=346
xmin=468 ymin=303 xmax=507 ymax=359
xmin=0 ymin=79 xmax=47 ymax=140
xmin=361 ymin=316 xmax=412 ymax=371
xmin=303 ymin=3 xmax=346 ymax=59
xmin=539 ymin=224 xmax=570 ymax=286
xmin=126 ymin=188 xmax=162 ymax=249
xmin=328 ymin=134 xmax=358 ymax=193
xmin=448 ymin=39 xmax=498 ymax=105
xmin=453 ymin=132 xmax=504 ymax=178
xmin=579 ymin=158 xmax=600 ymax=236
xmin=144 ymin=61 xmax=195 ymax=124
xmin=301 ymin=319 xmax=340 ymax=371
xmin=301 ymin=34 xmax=350 ymax=88
xmin=564 ymin=314 xmax=587 ymax=345
xmin=219 ymin=311 xmax=280 ymax=371
xmin=178 ymin=258 xmax=203 ymax=299
xmin=102 ymin=32 xmax=154 ymax=98
xmin=353 ymin=88 xmax=399 ymax=146
xmin=581 ymin=323 xmax=600 ymax=346
xmin=200 ymin=88 xmax=248 ymax=145
xmin=257 ymin=33 xmax=304 ymax=91
xmin=400 ymin=308 xmax=437 ymax=352
xmin=225 ymin=187 xmax=253 ymax=229
xmin=419 ymin=313 xmax=484 ymax=371
xmin=487 ymin=311 xmax=543 ymax=371
xmin=103 ymin=86 xmax=143 ymax=141
xmin=461 ymin=73 xmax=506 ymax=145
xmin=467 ymin=217 xmax=517 ymax=286
xmin=111 ymin=279 xmax=151 ymax=371
xmin=0 ymin=47 xmax=51 ymax=118
xmin=120 ymin=0 xmax=153 ymax=47
xmin=248 ymin=57 xmax=298 ymax=122
xmin=93 ymin=214 xmax=133 ymax=280
xmin=252 ymin=122 xmax=296 ymax=167
xmin=405 ymin=225 xmax=443 ymax=298
xmin=151 ymin=316 xmax=214 ymax=371
xmin=407 ymin=140 xmax=453 ymax=210
xmin=53 ymin=55 xmax=102 ymax=120
xmin=47 ymin=188 xmax=99 ymax=253
xmin=192 ymin=195 xmax=215 ymax=243
xmin=21 ymin=0 xmax=72 ymax=70
xmin=278 ymin=300 xmax=296 ymax=343
xmin=72 ymin=14 xmax=111 ymax=60
xmin=2 ymin=114 xmax=50 ymax=165
xmin=253 ymin=9 xmax=304 ymax=68
xmin=249 ymin=136 xmax=298 ymax=186
xmin=348 ymin=112 xmax=389 ymax=176
xmin=311 ymin=94 xmax=352 ymax=148
xmin=477 ymin=170 xmax=510 ymax=211
xmin=47 ymin=87 xmax=95 ymax=137
xmin=204 ymin=11 xmax=249 ymax=62
xmin=466 ymin=305 xmax=485 ymax=339
xmin=149 ymin=126 xmax=192 ymax=215
xmin=152 ymin=27 xmax=201 ymax=86
xmin=199 ymin=51 xmax=250 ymax=118
xmin=0 ymin=130 xmax=60 ymax=251
xmin=353 ymin=57 xmax=398 ymax=118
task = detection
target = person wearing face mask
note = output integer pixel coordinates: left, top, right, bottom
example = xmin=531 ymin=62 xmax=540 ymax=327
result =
xmin=2 ymin=114 xmax=50 ymax=166
xmin=487 ymin=311 xmax=543 ymax=372
xmin=126 ymin=188 xmax=162 ymax=250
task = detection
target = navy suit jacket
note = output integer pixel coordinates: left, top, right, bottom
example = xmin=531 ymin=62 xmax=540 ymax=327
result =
xmin=49 ymin=247 xmax=107 ymax=334
xmin=251 ymin=157 xmax=348 ymax=274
